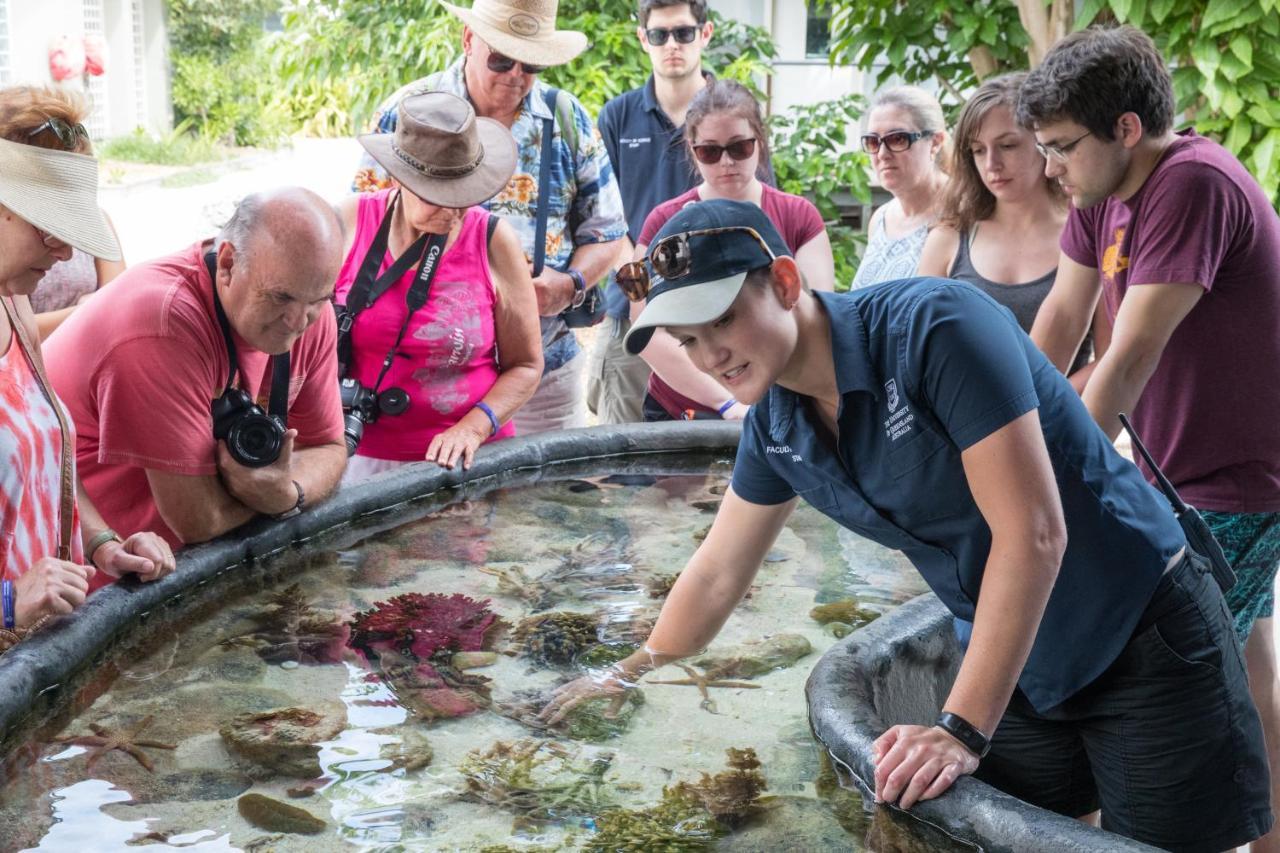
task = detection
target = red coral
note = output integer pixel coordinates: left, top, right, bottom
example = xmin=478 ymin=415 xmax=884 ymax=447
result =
xmin=348 ymin=593 xmax=498 ymax=662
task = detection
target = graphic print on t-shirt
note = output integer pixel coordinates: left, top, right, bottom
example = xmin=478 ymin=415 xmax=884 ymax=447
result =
xmin=1101 ymin=227 xmax=1130 ymax=287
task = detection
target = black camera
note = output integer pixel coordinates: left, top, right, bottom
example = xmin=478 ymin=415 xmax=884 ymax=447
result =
xmin=211 ymin=388 xmax=286 ymax=468
xmin=340 ymin=377 xmax=409 ymax=456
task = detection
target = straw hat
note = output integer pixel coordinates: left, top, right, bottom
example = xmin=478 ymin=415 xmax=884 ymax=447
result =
xmin=359 ymin=92 xmax=517 ymax=209
xmin=0 ymin=137 xmax=120 ymax=260
xmin=443 ymin=0 xmax=588 ymax=68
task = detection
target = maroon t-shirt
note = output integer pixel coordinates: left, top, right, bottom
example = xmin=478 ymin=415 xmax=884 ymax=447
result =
xmin=638 ymin=184 xmax=825 ymax=419
xmin=1060 ymin=130 xmax=1280 ymax=512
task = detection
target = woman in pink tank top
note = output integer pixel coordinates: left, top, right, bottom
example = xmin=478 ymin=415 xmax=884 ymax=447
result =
xmin=337 ymin=92 xmax=541 ymax=482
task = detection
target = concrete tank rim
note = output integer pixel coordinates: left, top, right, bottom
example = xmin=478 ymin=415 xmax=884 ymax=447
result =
xmin=805 ymin=593 xmax=1162 ymax=853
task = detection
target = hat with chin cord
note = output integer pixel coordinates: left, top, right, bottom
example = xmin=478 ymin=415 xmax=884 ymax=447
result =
xmin=623 ymin=199 xmax=792 ymax=356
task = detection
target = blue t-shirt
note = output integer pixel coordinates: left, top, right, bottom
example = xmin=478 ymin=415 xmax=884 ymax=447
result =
xmin=597 ymin=75 xmax=702 ymax=319
xmin=731 ymin=280 xmax=1186 ymax=711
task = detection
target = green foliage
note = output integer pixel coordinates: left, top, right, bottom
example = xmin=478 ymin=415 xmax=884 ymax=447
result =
xmin=166 ymin=0 xmax=288 ymax=147
xmin=825 ymin=0 xmax=1280 ymax=204
xmin=825 ymin=0 xmax=1029 ymax=105
xmin=770 ymin=94 xmax=872 ymax=288
xmin=99 ymin=124 xmax=224 ymax=165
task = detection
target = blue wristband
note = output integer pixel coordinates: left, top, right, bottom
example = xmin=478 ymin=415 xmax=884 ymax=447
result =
xmin=568 ymin=268 xmax=587 ymax=294
xmin=717 ymin=398 xmax=738 ymax=417
xmin=474 ymin=401 xmax=500 ymax=436
xmin=2 ymin=580 xmax=14 ymax=630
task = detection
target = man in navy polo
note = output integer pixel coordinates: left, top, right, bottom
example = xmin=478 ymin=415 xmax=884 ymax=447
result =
xmin=543 ymin=199 xmax=1272 ymax=852
xmin=587 ymin=0 xmax=715 ymax=424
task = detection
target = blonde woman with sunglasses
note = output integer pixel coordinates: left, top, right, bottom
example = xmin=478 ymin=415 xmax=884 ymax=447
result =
xmin=850 ymin=86 xmax=948 ymax=290
xmin=625 ymin=78 xmax=834 ymax=422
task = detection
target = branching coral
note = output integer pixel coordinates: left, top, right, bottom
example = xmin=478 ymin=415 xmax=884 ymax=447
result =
xmin=221 ymin=584 xmax=349 ymax=665
xmin=348 ymin=592 xmax=499 ymax=661
xmin=458 ymin=738 xmax=615 ymax=823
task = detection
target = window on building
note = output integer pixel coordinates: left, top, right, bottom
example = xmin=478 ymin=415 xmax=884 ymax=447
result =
xmin=806 ymin=3 xmax=832 ymax=58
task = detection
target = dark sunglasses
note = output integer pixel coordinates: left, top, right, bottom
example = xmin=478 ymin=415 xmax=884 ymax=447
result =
xmin=486 ymin=51 xmax=547 ymax=75
xmin=27 ymin=117 xmax=90 ymax=149
xmin=616 ymin=226 xmax=777 ymax=302
xmin=691 ymin=137 xmax=758 ymax=165
xmin=645 ymin=25 xmax=700 ymax=46
xmin=860 ymin=130 xmax=930 ymax=154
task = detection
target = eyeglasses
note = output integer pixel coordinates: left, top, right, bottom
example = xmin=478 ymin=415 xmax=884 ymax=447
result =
xmin=860 ymin=130 xmax=930 ymax=155
xmin=645 ymin=26 xmax=700 ymax=46
xmin=485 ymin=51 xmax=547 ymax=75
xmin=691 ymin=137 xmax=757 ymax=165
xmin=616 ymin=226 xmax=777 ymax=302
xmin=1035 ymin=130 xmax=1092 ymax=163
xmin=27 ymin=117 xmax=90 ymax=150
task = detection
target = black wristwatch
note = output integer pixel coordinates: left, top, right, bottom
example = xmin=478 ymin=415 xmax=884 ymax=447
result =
xmin=935 ymin=711 xmax=991 ymax=758
xmin=272 ymin=480 xmax=305 ymax=520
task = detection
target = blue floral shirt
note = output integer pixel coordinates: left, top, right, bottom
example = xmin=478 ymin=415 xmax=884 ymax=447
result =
xmin=354 ymin=59 xmax=628 ymax=368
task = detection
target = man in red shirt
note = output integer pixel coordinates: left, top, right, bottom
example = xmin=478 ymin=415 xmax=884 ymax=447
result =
xmin=45 ymin=188 xmax=347 ymax=558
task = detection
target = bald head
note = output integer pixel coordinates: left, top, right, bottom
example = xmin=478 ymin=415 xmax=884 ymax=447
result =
xmin=214 ymin=187 xmax=344 ymax=355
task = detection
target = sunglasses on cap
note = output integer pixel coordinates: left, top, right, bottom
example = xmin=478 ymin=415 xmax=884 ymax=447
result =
xmin=27 ymin=117 xmax=89 ymax=150
xmin=486 ymin=51 xmax=547 ymax=75
xmin=616 ymin=226 xmax=778 ymax=302
xmin=645 ymin=25 xmax=700 ymax=46
xmin=691 ymin=137 xmax=757 ymax=165
xmin=860 ymin=129 xmax=930 ymax=154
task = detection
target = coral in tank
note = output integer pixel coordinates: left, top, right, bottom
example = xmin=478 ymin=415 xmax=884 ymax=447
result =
xmin=220 ymin=584 xmax=349 ymax=665
xmin=809 ymin=597 xmax=880 ymax=628
xmin=481 ymin=528 xmax=642 ymax=611
xmin=582 ymin=748 xmax=769 ymax=851
xmin=219 ymin=705 xmax=346 ymax=779
xmin=371 ymin=649 xmax=493 ymax=722
xmin=510 ymin=611 xmax=603 ymax=667
xmin=458 ymin=738 xmax=616 ymax=825
xmin=690 ymin=634 xmax=813 ymax=679
xmin=348 ymin=592 xmax=501 ymax=662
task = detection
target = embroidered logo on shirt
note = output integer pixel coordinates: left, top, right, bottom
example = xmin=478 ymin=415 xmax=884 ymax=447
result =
xmin=883 ymin=379 xmax=914 ymax=441
xmin=621 ymin=136 xmax=652 ymax=149
xmin=766 ymin=444 xmax=803 ymax=463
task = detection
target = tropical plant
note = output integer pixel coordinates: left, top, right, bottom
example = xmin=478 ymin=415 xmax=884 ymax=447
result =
xmin=166 ymin=0 xmax=289 ymax=147
xmin=823 ymin=0 xmax=1280 ymax=203
xmin=769 ymin=94 xmax=872 ymax=288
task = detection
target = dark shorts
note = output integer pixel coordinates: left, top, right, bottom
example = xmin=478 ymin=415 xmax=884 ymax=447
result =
xmin=1202 ymin=510 xmax=1280 ymax=642
xmin=974 ymin=553 xmax=1274 ymax=852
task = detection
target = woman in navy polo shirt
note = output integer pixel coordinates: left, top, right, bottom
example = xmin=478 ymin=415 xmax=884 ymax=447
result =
xmin=542 ymin=198 xmax=1272 ymax=852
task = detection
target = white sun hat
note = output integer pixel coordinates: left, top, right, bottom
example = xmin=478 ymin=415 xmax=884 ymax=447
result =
xmin=0 ymin=136 xmax=120 ymax=260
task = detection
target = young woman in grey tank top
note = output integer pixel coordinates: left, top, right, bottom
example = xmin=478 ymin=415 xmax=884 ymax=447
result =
xmin=917 ymin=74 xmax=1105 ymax=385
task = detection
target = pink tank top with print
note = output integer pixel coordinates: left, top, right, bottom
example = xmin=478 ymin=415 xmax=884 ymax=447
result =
xmin=335 ymin=189 xmax=513 ymax=461
xmin=1 ymin=307 xmax=85 ymax=582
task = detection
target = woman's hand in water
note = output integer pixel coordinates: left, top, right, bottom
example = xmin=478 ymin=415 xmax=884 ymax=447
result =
xmin=536 ymin=664 xmax=638 ymax=727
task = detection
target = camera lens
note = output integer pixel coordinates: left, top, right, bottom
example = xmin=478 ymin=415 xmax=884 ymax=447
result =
xmin=378 ymin=387 xmax=410 ymax=416
xmin=343 ymin=411 xmax=365 ymax=457
xmin=228 ymin=414 xmax=284 ymax=468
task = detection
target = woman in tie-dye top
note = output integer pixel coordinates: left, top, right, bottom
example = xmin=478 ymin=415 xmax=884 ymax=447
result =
xmin=0 ymin=85 xmax=173 ymax=634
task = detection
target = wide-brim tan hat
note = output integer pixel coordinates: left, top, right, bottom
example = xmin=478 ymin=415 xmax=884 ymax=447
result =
xmin=359 ymin=91 xmax=517 ymax=209
xmin=443 ymin=0 xmax=588 ymax=67
xmin=0 ymin=137 xmax=120 ymax=260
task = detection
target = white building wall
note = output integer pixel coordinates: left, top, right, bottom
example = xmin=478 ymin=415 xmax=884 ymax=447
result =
xmin=5 ymin=0 xmax=169 ymax=139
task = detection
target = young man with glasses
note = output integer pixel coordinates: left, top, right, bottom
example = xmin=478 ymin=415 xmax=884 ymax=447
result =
xmin=586 ymin=0 xmax=715 ymax=425
xmin=1024 ymin=29 xmax=1280 ymax=848
xmin=353 ymin=0 xmax=626 ymax=435
xmin=543 ymin=197 xmax=1272 ymax=852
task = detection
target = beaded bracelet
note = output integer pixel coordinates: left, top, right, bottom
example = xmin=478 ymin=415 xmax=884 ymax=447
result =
xmin=474 ymin=401 xmax=500 ymax=436
xmin=717 ymin=398 xmax=738 ymax=417
xmin=2 ymin=580 xmax=15 ymax=630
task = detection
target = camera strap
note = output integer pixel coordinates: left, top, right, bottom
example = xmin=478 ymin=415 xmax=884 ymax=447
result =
xmin=337 ymin=191 xmax=448 ymax=394
xmin=204 ymin=249 xmax=290 ymax=425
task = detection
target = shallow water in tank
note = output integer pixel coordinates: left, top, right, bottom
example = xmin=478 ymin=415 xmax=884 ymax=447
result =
xmin=0 ymin=472 xmax=978 ymax=852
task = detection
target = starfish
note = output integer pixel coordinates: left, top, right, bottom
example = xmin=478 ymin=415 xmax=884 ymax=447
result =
xmin=53 ymin=715 xmax=176 ymax=773
xmin=646 ymin=663 xmax=761 ymax=714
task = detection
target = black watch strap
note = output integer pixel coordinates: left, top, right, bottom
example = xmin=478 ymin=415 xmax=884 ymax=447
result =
xmin=935 ymin=711 xmax=991 ymax=758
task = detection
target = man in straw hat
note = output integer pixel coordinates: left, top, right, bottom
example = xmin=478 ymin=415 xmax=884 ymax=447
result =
xmin=0 ymin=134 xmax=175 ymax=628
xmin=45 ymin=188 xmax=349 ymax=551
xmin=353 ymin=0 xmax=627 ymax=434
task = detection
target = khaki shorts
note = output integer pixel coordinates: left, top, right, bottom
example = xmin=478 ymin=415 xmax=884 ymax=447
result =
xmin=586 ymin=315 xmax=651 ymax=425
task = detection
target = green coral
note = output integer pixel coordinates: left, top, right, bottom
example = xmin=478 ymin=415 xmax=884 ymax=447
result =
xmin=511 ymin=612 xmax=601 ymax=667
xmin=575 ymin=642 xmax=638 ymax=670
xmin=809 ymin=598 xmax=879 ymax=628
xmin=458 ymin=738 xmax=615 ymax=823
